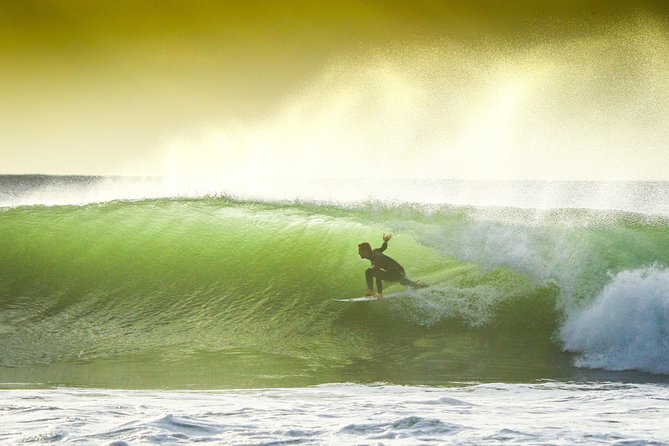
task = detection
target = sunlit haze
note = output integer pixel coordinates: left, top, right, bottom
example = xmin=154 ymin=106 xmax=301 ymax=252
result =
xmin=2 ymin=1 xmax=668 ymax=180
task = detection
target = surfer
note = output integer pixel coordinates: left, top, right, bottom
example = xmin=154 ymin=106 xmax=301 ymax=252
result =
xmin=358 ymin=234 xmax=423 ymax=298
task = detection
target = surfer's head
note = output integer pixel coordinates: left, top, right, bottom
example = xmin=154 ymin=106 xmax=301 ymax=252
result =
xmin=358 ymin=242 xmax=372 ymax=259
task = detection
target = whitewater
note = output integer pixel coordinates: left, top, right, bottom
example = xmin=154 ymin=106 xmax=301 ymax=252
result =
xmin=2 ymin=175 xmax=669 ymax=444
xmin=3 ymin=383 xmax=669 ymax=445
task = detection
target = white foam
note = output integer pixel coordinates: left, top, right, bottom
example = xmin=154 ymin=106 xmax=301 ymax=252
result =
xmin=394 ymin=285 xmax=504 ymax=329
xmin=2 ymin=384 xmax=668 ymax=444
xmin=3 ymin=176 xmax=669 ymax=216
xmin=560 ymin=267 xmax=669 ymax=374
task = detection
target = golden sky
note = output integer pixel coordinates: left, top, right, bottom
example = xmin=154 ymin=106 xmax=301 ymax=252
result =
xmin=2 ymin=1 xmax=668 ymax=179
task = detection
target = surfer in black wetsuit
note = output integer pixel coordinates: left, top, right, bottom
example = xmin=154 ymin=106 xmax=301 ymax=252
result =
xmin=358 ymin=234 xmax=423 ymax=298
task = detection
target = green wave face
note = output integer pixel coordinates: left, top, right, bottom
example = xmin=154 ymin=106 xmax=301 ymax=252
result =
xmin=1 ymin=198 xmax=668 ymax=388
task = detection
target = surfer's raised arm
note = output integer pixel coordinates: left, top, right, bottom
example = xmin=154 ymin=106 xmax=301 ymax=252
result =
xmin=377 ymin=233 xmax=392 ymax=252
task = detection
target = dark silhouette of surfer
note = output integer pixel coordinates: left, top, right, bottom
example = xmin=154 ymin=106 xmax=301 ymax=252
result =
xmin=358 ymin=234 xmax=425 ymax=298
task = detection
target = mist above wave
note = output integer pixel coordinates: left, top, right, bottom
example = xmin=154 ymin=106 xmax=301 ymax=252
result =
xmin=2 ymin=175 xmax=669 ymax=216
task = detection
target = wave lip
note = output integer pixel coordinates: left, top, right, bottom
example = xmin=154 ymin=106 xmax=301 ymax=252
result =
xmin=560 ymin=266 xmax=669 ymax=375
xmin=3 ymin=176 xmax=669 ymax=216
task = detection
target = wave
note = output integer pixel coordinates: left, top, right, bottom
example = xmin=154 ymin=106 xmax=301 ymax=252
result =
xmin=1 ymin=184 xmax=669 ymax=383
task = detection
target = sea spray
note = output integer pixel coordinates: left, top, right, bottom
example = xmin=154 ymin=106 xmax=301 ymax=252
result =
xmin=561 ymin=266 xmax=669 ymax=374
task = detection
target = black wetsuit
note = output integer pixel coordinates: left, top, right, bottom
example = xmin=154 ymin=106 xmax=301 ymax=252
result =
xmin=366 ymin=242 xmax=414 ymax=294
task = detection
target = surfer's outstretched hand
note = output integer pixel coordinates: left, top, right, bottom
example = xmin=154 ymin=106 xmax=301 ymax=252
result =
xmin=383 ymin=233 xmax=392 ymax=242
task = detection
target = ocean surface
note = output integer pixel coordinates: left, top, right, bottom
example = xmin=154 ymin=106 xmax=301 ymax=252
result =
xmin=1 ymin=175 xmax=669 ymax=444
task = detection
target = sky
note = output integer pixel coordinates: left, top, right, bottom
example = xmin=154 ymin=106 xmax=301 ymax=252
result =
xmin=1 ymin=0 xmax=669 ymax=180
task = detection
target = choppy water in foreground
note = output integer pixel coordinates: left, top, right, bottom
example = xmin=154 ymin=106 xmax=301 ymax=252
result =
xmin=3 ymin=383 xmax=668 ymax=445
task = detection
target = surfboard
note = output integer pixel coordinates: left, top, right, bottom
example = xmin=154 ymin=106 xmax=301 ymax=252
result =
xmin=333 ymin=290 xmax=406 ymax=302
xmin=333 ymin=296 xmax=381 ymax=302
xmin=333 ymin=282 xmax=429 ymax=302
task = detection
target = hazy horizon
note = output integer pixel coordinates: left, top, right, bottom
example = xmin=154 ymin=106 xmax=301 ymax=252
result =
xmin=2 ymin=0 xmax=668 ymax=180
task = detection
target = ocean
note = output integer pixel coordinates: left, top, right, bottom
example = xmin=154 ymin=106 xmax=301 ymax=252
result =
xmin=1 ymin=175 xmax=668 ymax=444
